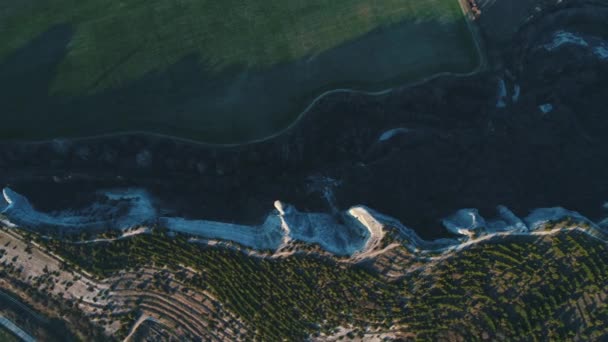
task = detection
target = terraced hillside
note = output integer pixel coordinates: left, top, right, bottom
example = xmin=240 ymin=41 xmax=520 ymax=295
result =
xmin=1 ymin=222 xmax=607 ymax=340
xmin=0 ymin=0 xmax=478 ymax=142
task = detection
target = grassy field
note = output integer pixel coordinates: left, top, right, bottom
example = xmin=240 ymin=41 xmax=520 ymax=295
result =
xmin=0 ymin=0 xmax=478 ymax=143
xmin=0 ymin=327 xmax=19 ymax=342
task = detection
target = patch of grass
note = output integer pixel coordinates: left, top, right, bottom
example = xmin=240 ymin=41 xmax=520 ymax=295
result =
xmin=0 ymin=0 xmax=477 ymax=142
xmin=1 ymin=0 xmax=467 ymax=93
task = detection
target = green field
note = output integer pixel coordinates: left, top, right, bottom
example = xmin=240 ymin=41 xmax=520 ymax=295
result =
xmin=0 ymin=0 xmax=478 ymax=143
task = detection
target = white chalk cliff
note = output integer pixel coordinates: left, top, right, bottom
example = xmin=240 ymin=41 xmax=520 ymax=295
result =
xmin=2 ymin=187 xmax=607 ymax=257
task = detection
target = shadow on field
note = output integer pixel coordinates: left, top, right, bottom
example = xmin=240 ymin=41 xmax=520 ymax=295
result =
xmin=0 ymin=17 xmax=476 ymax=143
xmin=0 ymin=25 xmax=73 ymax=139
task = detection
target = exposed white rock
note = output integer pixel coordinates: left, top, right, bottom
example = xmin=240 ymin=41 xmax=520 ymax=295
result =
xmin=0 ymin=192 xmax=8 ymax=212
xmin=543 ymin=31 xmax=608 ymax=61
xmin=539 ymin=103 xmax=553 ymax=114
xmin=442 ymin=209 xmax=486 ymax=237
xmin=482 ymin=206 xmax=527 ymax=233
xmin=594 ymin=44 xmax=608 ymax=60
xmin=348 ymin=207 xmax=387 ymax=259
xmin=496 ymin=78 xmax=507 ymax=108
xmin=423 ymin=205 xmax=607 ymax=253
xmin=496 ymin=205 xmax=528 ymax=232
xmin=282 ymin=203 xmax=369 ymax=255
xmin=378 ymin=128 xmax=410 ymax=142
xmin=544 ymin=31 xmax=588 ymax=51
xmin=2 ymin=187 xmax=607 ymax=259
xmin=163 ymin=201 xmax=371 ymax=256
xmin=101 ymin=189 xmax=157 ymax=228
xmin=149 ymin=202 xmax=608 ymax=255
xmin=160 ymin=215 xmax=284 ymax=251
xmin=351 ymin=206 xmax=459 ymax=252
xmin=2 ymin=188 xmax=77 ymax=228
xmin=1 ymin=187 xmax=156 ymax=231
xmin=523 ymin=207 xmax=591 ymax=231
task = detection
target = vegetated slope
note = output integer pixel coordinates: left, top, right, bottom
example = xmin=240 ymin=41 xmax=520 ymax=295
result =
xmin=38 ymin=228 xmax=608 ymax=340
xmin=0 ymin=0 xmax=476 ymax=142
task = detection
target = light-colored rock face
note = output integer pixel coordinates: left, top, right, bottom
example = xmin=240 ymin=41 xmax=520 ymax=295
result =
xmin=544 ymin=31 xmax=589 ymax=51
xmin=595 ymin=44 xmax=608 ymax=60
xmin=2 ymin=186 xmax=607 ymax=258
xmin=440 ymin=205 xmax=594 ymax=237
xmin=442 ymin=209 xmax=486 ymax=236
xmin=523 ymin=207 xmax=591 ymax=230
xmin=494 ymin=206 xmax=527 ymax=232
xmin=0 ymin=187 xmax=374 ymax=256
xmin=281 ymin=203 xmax=370 ymax=256
xmin=539 ymin=103 xmax=553 ymax=114
xmin=160 ymin=215 xmax=285 ymax=251
xmin=496 ymin=78 xmax=507 ymax=108
xmin=378 ymin=128 xmax=410 ymax=142
xmin=543 ymin=30 xmax=608 ymax=61
xmin=162 ymin=201 xmax=372 ymax=256
xmin=1 ymin=187 xmax=156 ymax=231
xmin=100 ymin=189 xmax=157 ymax=228
xmin=3 ymin=188 xmax=29 ymax=208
